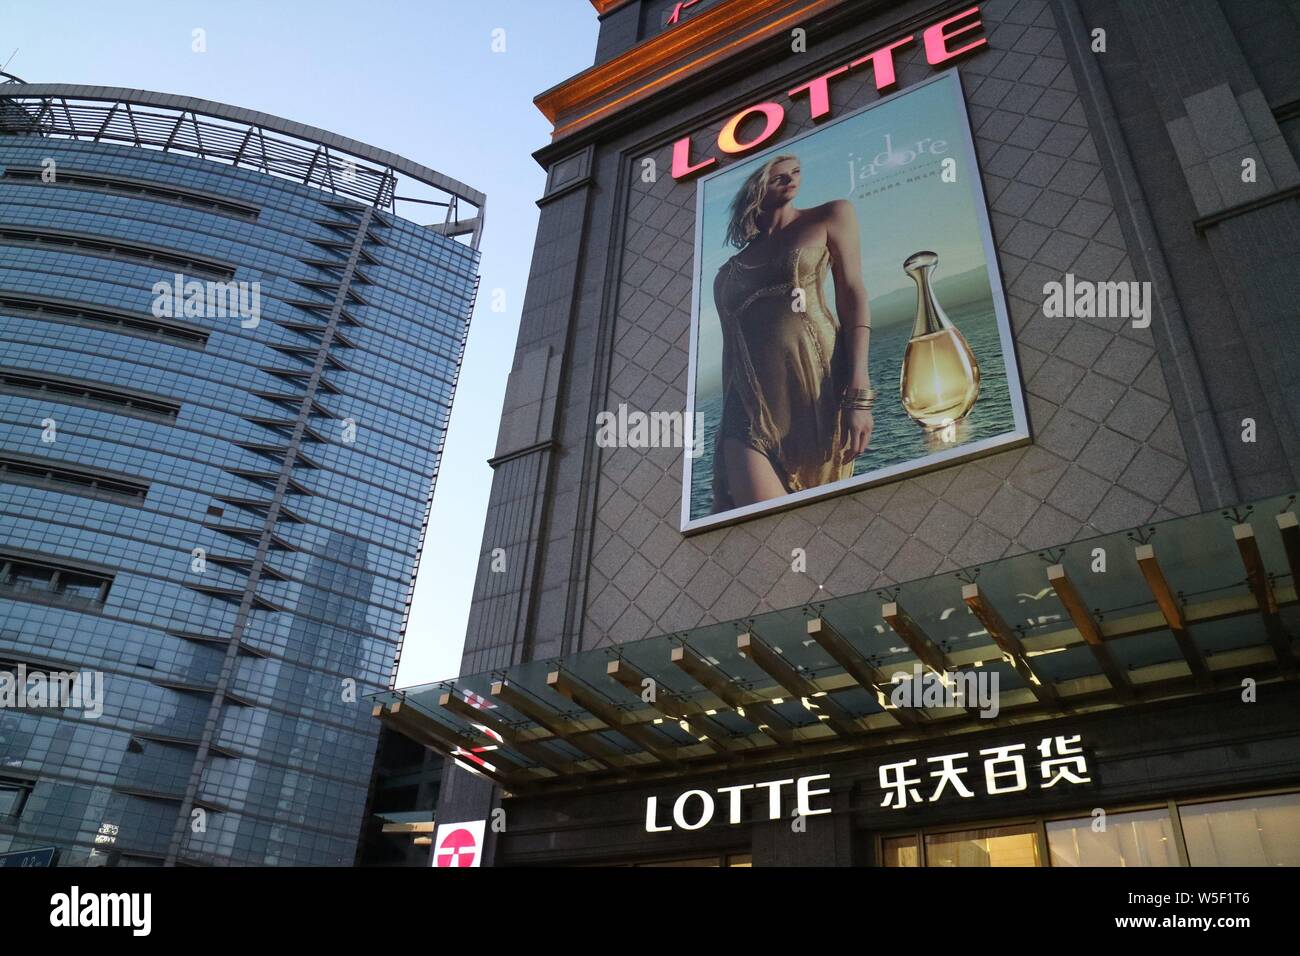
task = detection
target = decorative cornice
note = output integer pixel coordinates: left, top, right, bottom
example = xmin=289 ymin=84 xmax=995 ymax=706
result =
xmin=540 ymin=0 xmax=845 ymax=139
xmin=589 ymin=0 xmax=634 ymax=12
xmin=487 ymin=439 xmax=560 ymax=469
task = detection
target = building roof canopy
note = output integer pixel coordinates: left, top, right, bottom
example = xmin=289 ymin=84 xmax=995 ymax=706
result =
xmin=377 ymin=492 xmax=1300 ymax=794
xmin=0 ymin=83 xmax=485 ymax=236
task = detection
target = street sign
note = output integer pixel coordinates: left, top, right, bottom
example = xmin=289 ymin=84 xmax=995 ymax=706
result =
xmin=0 ymin=846 xmax=57 ymax=868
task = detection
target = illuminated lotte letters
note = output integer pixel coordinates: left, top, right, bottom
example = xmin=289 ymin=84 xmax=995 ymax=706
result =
xmin=671 ymin=5 xmax=989 ymax=180
xmin=646 ymin=773 xmax=832 ymax=833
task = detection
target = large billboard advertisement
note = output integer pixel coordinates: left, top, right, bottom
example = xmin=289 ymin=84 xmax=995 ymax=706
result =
xmin=682 ymin=70 xmax=1029 ymax=532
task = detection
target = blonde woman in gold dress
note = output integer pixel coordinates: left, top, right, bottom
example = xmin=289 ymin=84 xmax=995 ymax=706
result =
xmin=711 ymin=154 xmax=874 ymax=513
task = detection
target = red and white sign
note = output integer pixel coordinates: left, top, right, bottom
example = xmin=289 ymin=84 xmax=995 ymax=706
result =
xmin=667 ymin=0 xmax=702 ymax=26
xmin=450 ymin=690 xmax=505 ymax=776
xmin=432 ymin=820 xmax=487 ymax=868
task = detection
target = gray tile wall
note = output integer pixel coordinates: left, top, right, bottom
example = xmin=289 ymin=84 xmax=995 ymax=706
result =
xmin=582 ymin=0 xmax=1199 ymax=649
xmin=1088 ymin=0 xmax=1300 ymax=497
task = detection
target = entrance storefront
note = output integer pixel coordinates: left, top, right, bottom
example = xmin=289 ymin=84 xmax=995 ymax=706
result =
xmin=378 ymin=0 xmax=1300 ymax=868
xmin=376 ymin=496 xmax=1300 ymax=866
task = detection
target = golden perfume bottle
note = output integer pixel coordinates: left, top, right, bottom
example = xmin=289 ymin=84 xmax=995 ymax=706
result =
xmin=899 ymin=251 xmax=981 ymax=430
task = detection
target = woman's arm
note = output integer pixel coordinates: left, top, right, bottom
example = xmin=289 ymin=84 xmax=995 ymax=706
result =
xmin=824 ymin=201 xmax=874 ymax=457
xmin=713 ymin=268 xmax=731 ymax=385
xmin=825 ymin=200 xmax=870 ymax=387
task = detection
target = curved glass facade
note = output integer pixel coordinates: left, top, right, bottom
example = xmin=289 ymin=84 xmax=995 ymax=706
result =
xmin=0 ymin=120 xmax=481 ymax=865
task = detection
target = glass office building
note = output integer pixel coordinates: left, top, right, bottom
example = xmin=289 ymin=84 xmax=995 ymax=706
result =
xmin=0 ymin=81 xmax=484 ymax=865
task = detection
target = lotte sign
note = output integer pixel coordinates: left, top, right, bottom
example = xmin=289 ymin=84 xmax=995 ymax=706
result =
xmin=671 ymin=5 xmax=988 ymax=180
xmin=432 ymin=819 xmax=486 ymax=867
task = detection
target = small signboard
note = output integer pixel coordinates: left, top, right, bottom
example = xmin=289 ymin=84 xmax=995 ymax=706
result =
xmin=0 ymin=846 xmax=58 ymax=868
xmin=431 ymin=820 xmax=486 ymax=868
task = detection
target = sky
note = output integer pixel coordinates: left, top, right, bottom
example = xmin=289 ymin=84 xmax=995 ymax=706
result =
xmin=2 ymin=0 xmax=600 ymax=687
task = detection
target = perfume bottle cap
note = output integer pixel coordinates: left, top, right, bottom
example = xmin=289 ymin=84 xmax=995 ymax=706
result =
xmin=903 ymin=250 xmax=939 ymax=272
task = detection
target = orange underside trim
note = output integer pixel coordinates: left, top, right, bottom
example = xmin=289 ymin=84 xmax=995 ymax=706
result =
xmin=541 ymin=0 xmax=846 ymax=139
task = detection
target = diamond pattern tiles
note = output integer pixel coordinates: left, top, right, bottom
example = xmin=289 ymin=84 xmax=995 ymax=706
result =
xmin=583 ymin=0 xmax=1197 ymax=650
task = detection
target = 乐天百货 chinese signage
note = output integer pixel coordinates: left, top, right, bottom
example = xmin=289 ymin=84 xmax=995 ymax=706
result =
xmin=879 ymin=735 xmax=1093 ymax=810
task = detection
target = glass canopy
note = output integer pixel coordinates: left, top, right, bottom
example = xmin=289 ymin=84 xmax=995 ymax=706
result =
xmin=373 ymin=493 xmax=1299 ymax=793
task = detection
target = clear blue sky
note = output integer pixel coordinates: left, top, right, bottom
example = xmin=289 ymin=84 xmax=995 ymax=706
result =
xmin=3 ymin=0 xmax=599 ymax=686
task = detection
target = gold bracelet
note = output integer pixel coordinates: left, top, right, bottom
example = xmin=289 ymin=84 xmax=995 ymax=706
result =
xmin=842 ymin=386 xmax=876 ymax=403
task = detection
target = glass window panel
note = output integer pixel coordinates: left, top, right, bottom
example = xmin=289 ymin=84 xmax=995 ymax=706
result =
xmin=0 ymin=783 xmax=29 ymax=818
xmin=882 ymin=836 xmax=920 ymax=867
xmin=12 ymin=566 xmax=53 ymax=589
xmin=59 ymin=574 xmax=103 ymax=600
xmin=1180 ymin=793 xmax=1300 ymax=867
xmin=924 ymin=823 xmax=1041 ymax=867
xmin=1047 ymin=808 xmax=1180 ymax=866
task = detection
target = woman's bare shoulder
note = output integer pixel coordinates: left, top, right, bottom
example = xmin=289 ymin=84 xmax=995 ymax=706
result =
xmin=809 ymin=198 xmax=857 ymax=221
xmin=715 ymin=252 xmax=743 ymax=278
xmin=714 ymin=261 xmax=733 ymax=297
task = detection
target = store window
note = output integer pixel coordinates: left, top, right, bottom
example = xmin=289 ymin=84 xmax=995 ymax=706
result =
xmin=881 ymin=824 xmax=1041 ymax=867
xmin=881 ymin=836 xmax=920 ymax=867
xmin=926 ymin=824 xmax=1041 ymax=867
xmin=1180 ymin=793 xmax=1300 ymax=867
xmin=879 ymin=790 xmax=1300 ymax=867
xmin=1047 ymin=808 xmax=1180 ymax=867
